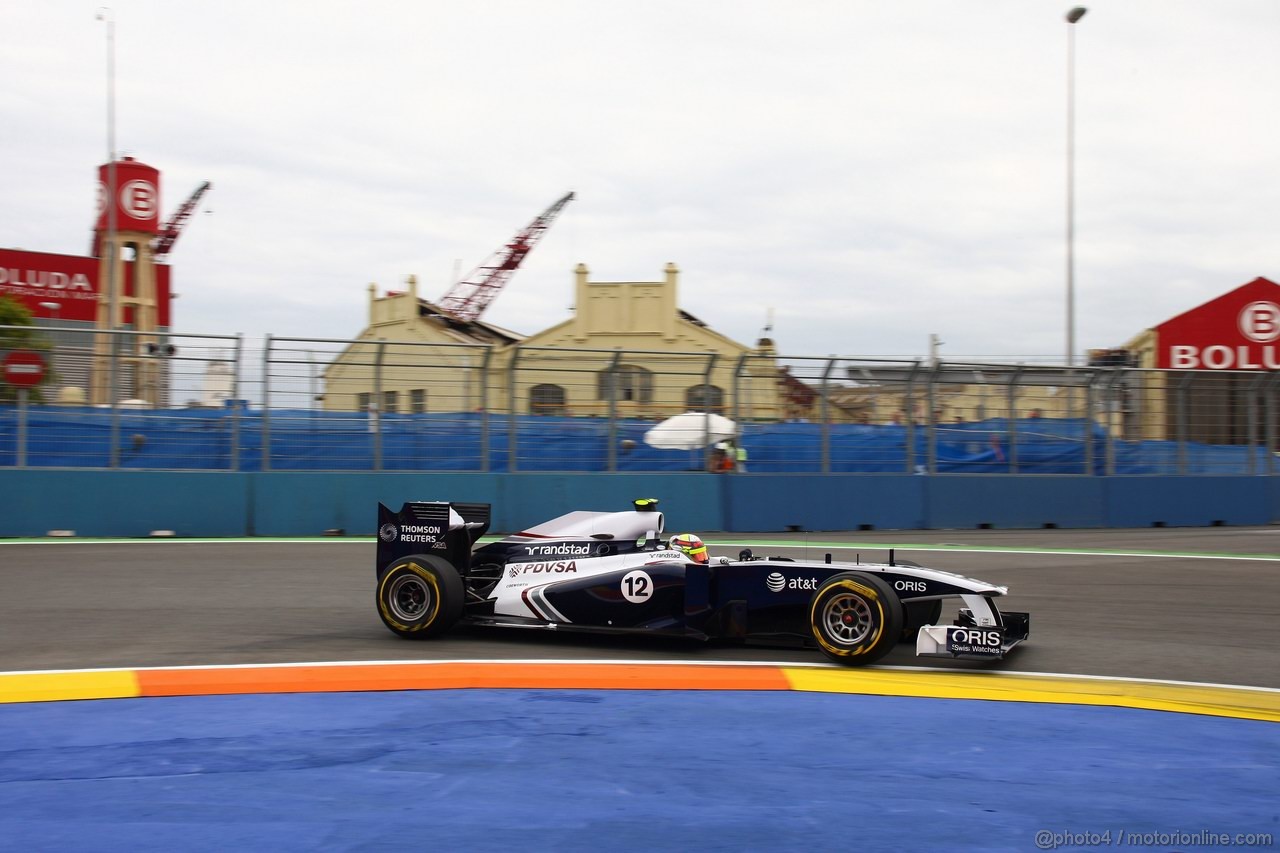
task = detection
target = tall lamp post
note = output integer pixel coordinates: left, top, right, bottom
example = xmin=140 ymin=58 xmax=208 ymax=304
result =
xmin=96 ymin=6 xmax=121 ymax=465
xmin=1065 ymin=6 xmax=1086 ymax=369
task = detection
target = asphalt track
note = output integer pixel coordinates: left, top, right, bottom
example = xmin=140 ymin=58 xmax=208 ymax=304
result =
xmin=2 ymin=528 xmax=1278 ymax=852
xmin=2 ymin=526 xmax=1279 ymax=687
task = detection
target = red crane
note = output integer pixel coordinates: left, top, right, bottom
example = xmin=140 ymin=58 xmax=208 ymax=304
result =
xmin=437 ymin=191 xmax=574 ymax=322
xmin=151 ymin=181 xmax=212 ymax=261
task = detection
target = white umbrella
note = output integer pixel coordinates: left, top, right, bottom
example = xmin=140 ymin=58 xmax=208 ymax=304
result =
xmin=643 ymin=412 xmax=738 ymax=451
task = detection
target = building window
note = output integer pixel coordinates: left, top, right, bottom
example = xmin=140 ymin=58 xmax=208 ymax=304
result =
xmin=357 ymin=392 xmax=371 ymax=413
xmin=383 ymin=390 xmax=398 ymax=414
xmin=410 ymin=389 xmax=426 ymax=414
xmin=598 ymin=364 xmax=653 ymax=404
xmin=530 ymin=384 xmax=566 ymax=416
xmin=686 ymin=384 xmax=724 ymax=412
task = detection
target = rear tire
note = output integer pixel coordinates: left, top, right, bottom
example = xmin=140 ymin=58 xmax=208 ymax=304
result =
xmin=376 ymin=555 xmax=464 ymax=639
xmin=809 ymin=572 xmax=903 ymax=666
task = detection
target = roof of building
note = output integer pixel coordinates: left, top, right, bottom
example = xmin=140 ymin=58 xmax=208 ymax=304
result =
xmin=415 ymin=299 xmax=524 ymax=346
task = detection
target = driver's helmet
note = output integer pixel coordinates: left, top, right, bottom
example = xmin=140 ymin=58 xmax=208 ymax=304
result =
xmin=669 ymin=533 xmax=708 ymax=564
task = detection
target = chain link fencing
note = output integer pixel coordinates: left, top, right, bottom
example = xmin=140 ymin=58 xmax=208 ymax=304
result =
xmin=1 ymin=325 xmax=1274 ymax=474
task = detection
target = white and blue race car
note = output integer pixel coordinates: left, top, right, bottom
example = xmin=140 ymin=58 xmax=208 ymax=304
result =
xmin=374 ymin=498 xmax=1029 ymax=666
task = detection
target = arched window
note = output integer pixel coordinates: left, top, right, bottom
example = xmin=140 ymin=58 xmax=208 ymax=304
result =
xmin=686 ymin=384 xmax=724 ymax=412
xmin=530 ymin=384 xmax=567 ymax=416
xmin=598 ymin=364 xmax=653 ymax=404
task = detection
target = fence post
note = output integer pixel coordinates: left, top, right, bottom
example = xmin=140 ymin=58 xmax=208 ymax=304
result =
xmin=1007 ymin=366 xmax=1023 ymax=473
xmin=606 ymin=349 xmax=623 ymax=472
xmin=1103 ymin=369 xmax=1124 ymax=476
xmin=925 ymin=362 xmax=939 ymax=474
xmin=1083 ymin=368 xmax=1100 ymax=475
xmin=701 ymin=352 xmax=719 ymax=467
xmin=479 ymin=345 xmax=492 ymax=473
xmin=819 ymin=358 xmax=835 ymax=474
xmin=231 ymin=334 xmax=243 ymax=472
xmin=732 ymin=354 xmax=746 ymax=427
xmin=262 ymin=334 xmax=272 ymax=471
xmin=1246 ymin=372 xmax=1265 ymax=475
xmin=108 ymin=328 xmax=122 ymax=469
xmin=904 ymin=361 xmax=920 ymax=474
xmin=1265 ymin=373 xmax=1279 ymax=476
xmin=16 ymin=388 xmax=28 ymax=468
xmin=373 ymin=341 xmax=385 ymax=472
xmin=507 ymin=344 xmax=522 ymax=472
xmin=1176 ymin=372 xmax=1193 ymax=474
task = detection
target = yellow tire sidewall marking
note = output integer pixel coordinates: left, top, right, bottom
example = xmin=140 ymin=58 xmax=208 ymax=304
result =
xmin=378 ymin=561 xmax=442 ymax=632
xmin=810 ymin=578 xmax=885 ymax=657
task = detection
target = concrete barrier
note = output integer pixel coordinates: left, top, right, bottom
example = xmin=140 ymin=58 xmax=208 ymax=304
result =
xmin=0 ymin=470 xmax=1273 ymax=537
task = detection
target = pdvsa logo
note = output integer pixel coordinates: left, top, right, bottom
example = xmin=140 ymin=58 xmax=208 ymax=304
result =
xmin=1239 ymin=302 xmax=1280 ymax=343
xmin=378 ymin=523 xmax=398 ymax=542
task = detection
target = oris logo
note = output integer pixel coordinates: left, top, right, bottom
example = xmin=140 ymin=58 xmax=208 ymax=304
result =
xmin=949 ymin=628 xmax=1002 ymax=648
xmin=766 ymin=572 xmax=785 ymax=592
xmin=1239 ymin=302 xmax=1280 ymax=343
xmin=378 ymin=523 xmax=398 ymax=542
xmin=894 ymin=579 xmax=927 ymax=593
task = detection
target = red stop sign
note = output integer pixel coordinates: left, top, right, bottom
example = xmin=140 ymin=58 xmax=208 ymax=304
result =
xmin=2 ymin=350 xmax=46 ymax=387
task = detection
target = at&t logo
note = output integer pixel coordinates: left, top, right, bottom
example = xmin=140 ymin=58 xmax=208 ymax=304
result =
xmin=766 ymin=572 xmax=818 ymax=592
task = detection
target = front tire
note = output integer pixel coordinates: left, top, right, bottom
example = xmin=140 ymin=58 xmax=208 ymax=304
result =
xmin=376 ymin=555 xmax=464 ymax=639
xmin=809 ymin=572 xmax=903 ymax=666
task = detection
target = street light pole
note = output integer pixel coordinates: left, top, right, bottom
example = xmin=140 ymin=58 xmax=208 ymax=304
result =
xmin=96 ymin=6 xmax=121 ymax=465
xmin=1065 ymin=7 xmax=1086 ymax=369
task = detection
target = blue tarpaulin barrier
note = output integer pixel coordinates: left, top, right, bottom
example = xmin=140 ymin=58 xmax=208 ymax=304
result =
xmin=0 ymin=407 xmax=1272 ymax=474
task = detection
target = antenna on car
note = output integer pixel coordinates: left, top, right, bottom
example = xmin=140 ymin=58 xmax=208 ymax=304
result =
xmin=889 ymin=548 xmax=895 ymax=566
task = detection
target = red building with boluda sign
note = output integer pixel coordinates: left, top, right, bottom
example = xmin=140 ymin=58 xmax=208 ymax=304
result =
xmin=1112 ymin=277 xmax=1280 ymax=444
xmin=0 ymin=247 xmax=172 ymax=326
xmin=1153 ymin=277 xmax=1280 ymax=371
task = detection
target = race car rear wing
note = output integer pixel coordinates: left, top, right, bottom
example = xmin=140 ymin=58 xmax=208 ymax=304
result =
xmin=375 ymin=501 xmax=491 ymax=576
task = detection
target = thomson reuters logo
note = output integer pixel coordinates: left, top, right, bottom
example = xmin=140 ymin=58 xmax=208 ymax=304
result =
xmin=378 ymin=523 xmax=398 ymax=543
xmin=1239 ymin=302 xmax=1280 ymax=343
xmin=766 ymin=572 xmax=786 ymax=592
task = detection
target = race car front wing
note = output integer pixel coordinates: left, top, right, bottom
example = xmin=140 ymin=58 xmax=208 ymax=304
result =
xmin=915 ymin=606 xmax=1030 ymax=660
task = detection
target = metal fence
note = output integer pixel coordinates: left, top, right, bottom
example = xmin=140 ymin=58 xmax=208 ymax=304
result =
xmin=1 ymin=325 xmax=1276 ymax=474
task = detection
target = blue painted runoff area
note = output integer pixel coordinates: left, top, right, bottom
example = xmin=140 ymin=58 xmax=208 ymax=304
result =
xmin=2 ymin=469 xmax=1279 ymax=536
xmin=0 ymin=690 xmax=1275 ymax=852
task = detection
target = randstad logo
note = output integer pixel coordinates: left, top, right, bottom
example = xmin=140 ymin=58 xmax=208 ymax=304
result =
xmin=766 ymin=572 xmax=786 ymax=592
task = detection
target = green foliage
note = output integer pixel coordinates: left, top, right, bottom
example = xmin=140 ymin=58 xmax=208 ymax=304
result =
xmin=0 ymin=295 xmax=54 ymax=403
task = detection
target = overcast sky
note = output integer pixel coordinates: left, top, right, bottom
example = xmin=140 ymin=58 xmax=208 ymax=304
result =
xmin=4 ymin=1 xmax=1277 ymax=361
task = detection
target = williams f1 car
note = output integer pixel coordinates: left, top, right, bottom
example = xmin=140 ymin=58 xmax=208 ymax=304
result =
xmin=374 ymin=499 xmax=1029 ymax=666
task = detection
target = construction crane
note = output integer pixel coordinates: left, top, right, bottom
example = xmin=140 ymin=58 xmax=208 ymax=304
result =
xmin=151 ymin=181 xmax=212 ymax=260
xmin=437 ymin=191 xmax=574 ymax=322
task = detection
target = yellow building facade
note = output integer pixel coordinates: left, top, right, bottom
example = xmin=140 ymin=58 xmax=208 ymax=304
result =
xmin=321 ymin=263 xmax=783 ymax=421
